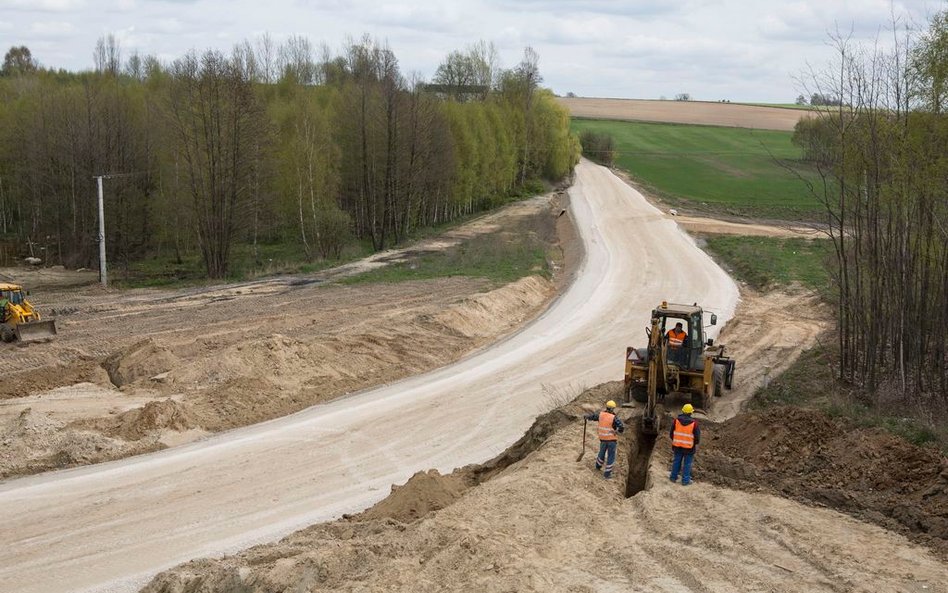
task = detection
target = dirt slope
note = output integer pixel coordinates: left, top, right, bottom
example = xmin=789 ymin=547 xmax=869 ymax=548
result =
xmin=559 ymin=97 xmax=810 ymax=131
xmin=143 ymin=386 xmax=947 ymax=593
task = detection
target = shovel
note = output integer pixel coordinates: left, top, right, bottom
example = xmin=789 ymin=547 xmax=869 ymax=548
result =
xmin=576 ymin=419 xmax=587 ymax=462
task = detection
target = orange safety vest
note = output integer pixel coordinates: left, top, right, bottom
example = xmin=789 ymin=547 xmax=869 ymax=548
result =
xmin=667 ymin=328 xmax=687 ymax=349
xmin=672 ymin=418 xmax=696 ymax=449
xmin=598 ymin=411 xmax=618 ymax=441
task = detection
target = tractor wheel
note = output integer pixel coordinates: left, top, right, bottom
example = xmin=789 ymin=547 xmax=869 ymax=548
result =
xmin=1 ymin=324 xmax=15 ymax=343
xmin=628 ymin=384 xmax=648 ymax=403
xmin=713 ymin=365 xmax=725 ymax=397
xmin=692 ymin=389 xmax=706 ymax=410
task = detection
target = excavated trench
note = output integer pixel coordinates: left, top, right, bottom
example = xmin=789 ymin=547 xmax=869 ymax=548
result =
xmin=625 ymin=418 xmax=658 ymax=497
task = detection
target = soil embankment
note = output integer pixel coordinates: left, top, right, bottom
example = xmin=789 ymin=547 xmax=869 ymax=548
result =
xmin=143 ymin=384 xmax=948 ymax=593
xmin=700 ymin=407 xmax=948 ymax=556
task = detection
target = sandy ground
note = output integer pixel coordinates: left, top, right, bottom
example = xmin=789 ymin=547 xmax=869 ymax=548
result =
xmin=559 ymin=97 xmax=811 ymax=131
xmin=674 ymin=215 xmax=822 ymax=238
xmin=142 ymin=383 xmax=947 ymax=593
xmin=0 ymin=193 xmax=565 ymax=478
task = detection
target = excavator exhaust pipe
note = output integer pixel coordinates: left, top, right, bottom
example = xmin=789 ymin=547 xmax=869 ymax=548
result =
xmin=15 ymin=319 xmax=58 ymax=342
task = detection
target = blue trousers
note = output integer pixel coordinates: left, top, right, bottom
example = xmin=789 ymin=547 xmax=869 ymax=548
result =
xmin=669 ymin=449 xmax=694 ymax=484
xmin=596 ymin=440 xmax=617 ymax=477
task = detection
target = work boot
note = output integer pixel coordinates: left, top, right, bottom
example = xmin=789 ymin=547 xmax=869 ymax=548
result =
xmin=669 ymin=475 xmax=677 ymax=482
xmin=604 ymin=473 xmax=613 ymax=480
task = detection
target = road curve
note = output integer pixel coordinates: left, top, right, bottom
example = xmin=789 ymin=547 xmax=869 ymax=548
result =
xmin=0 ymin=160 xmax=739 ymax=593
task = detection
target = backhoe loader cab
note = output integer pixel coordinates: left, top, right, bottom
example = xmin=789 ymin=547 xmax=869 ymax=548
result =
xmin=624 ymin=301 xmax=734 ymax=434
xmin=0 ymin=283 xmax=57 ymax=343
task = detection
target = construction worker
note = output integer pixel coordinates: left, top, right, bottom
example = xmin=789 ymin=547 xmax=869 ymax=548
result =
xmin=585 ymin=400 xmax=625 ymax=479
xmin=669 ymin=403 xmax=700 ymax=485
xmin=666 ymin=321 xmax=688 ymax=366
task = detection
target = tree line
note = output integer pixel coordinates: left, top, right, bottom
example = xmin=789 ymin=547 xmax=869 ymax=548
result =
xmin=792 ymin=11 xmax=947 ymax=405
xmin=0 ymin=37 xmax=579 ymax=278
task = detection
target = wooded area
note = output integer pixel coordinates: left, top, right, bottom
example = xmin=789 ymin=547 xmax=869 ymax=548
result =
xmin=0 ymin=37 xmax=579 ymax=278
xmin=793 ymin=11 xmax=948 ymax=405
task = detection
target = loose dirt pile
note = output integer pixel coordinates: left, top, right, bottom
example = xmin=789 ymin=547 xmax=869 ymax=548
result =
xmin=143 ymin=385 xmax=947 ymax=593
xmin=700 ymin=407 xmax=948 ymax=555
xmin=0 ymin=407 xmax=157 ymax=477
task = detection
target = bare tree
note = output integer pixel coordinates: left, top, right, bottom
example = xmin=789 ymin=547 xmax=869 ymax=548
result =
xmin=255 ymin=33 xmax=277 ymax=84
xmin=165 ymin=49 xmax=266 ymax=278
xmin=93 ymin=34 xmax=121 ymax=76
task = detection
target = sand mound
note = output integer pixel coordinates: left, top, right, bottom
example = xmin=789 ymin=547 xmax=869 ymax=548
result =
xmin=111 ymin=399 xmax=199 ymax=441
xmin=104 ymin=339 xmax=179 ymax=387
xmin=2 ymin=407 xmax=65 ymax=438
xmin=361 ymin=470 xmax=468 ymax=523
xmin=0 ymin=407 xmax=147 ymax=478
xmin=701 ymin=407 xmax=948 ymax=553
xmin=431 ymin=276 xmax=554 ymax=338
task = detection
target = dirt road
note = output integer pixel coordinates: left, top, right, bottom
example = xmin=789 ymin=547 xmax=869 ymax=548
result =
xmin=558 ymin=97 xmax=810 ymax=131
xmin=0 ymin=160 xmax=740 ymax=593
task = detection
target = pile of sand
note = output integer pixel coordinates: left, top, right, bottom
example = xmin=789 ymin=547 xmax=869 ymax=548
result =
xmin=104 ymin=339 xmax=180 ymax=387
xmin=0 ymin=407 xmax=135 ymax=478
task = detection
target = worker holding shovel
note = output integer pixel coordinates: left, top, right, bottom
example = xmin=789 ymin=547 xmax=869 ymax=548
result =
xmin=582 ymin=400 xmax=625 ymax=479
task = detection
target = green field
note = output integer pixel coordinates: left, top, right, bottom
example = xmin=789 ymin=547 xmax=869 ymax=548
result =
xmin=702 ymin=235 xmax=833 ymax=292
xmin=341 ymin=230 xmax=550 ymax=286
xmin=571 ymin=119 xmax=822 ymax=219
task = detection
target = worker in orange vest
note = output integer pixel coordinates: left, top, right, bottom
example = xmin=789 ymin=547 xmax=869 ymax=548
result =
xmin=669 ymin=403 xmax=700 ymax=485
xmin=584 ymin=400 xmax=625 ymax=479
xmin=667 ymin=322 xmax=688 ymax=366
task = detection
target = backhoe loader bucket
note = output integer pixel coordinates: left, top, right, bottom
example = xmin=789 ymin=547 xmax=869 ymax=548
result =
xmin=15 ymin=319 xmax=57 ymax=342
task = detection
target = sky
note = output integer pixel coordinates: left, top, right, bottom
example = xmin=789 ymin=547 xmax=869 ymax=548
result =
xmin=0 ymin=0 xmax=943 ymax=102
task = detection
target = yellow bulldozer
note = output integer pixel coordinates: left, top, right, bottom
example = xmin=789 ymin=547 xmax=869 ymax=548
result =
xmin=623 ymin=301 xmax=734 ymax=435
xmin=0 ymin=282 xmax=58 ymax=343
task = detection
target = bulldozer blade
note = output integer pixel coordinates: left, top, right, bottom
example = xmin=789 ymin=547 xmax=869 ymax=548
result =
xmin=15 ymin=319 xmax=57 ymax=342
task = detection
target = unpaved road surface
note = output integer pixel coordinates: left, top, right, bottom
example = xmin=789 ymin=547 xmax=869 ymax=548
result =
xmin=0 ymin=160 xmax=739 ymax=593
xmin=559 ymin=97 xmax=810 ymax=131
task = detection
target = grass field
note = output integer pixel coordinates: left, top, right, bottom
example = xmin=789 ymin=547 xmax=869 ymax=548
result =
xmin=571 ymin=118 xmax=823 ymax=219
xmin=703 ymin=235 xmax=833 ymax=292
xmin=342 ymin=230 xmax=550 ymax=286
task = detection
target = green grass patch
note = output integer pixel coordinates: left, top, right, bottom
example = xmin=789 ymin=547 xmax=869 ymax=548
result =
xmin=703 ymin=235 xmax=833 ymax=292
xmin=570 ymin=118 xmax=822 ymax=219
xmin=753 ymin=345 xmax=946 ymax=450
xmin=113 ymin=240 xmax=374 ymax=289
xmin=341 ymin=231 xmax=550 ymax=286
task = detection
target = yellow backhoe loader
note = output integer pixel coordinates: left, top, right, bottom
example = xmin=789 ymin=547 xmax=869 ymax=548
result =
xmin=0 ymin=282 xmax=57 ymax=343
xmin=623 ymin=301 xmax=734 ymax=435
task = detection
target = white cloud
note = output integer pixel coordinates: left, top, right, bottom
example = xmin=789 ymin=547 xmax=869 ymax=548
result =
xmin=1 ymin=0 xmax=941 ymax=102
xmin=0 ymin=0 xmax=85 ymax=11
xmin=29 ymin=20 xmax=76 ymax=36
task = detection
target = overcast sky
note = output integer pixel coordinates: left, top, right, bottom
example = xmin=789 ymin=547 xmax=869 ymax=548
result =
xmin=0 ymin=0 xmax=943 ymax=102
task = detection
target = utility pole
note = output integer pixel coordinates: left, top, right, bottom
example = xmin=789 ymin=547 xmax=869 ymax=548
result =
xmin=95 ymin=175 xmax=108 ymax=288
